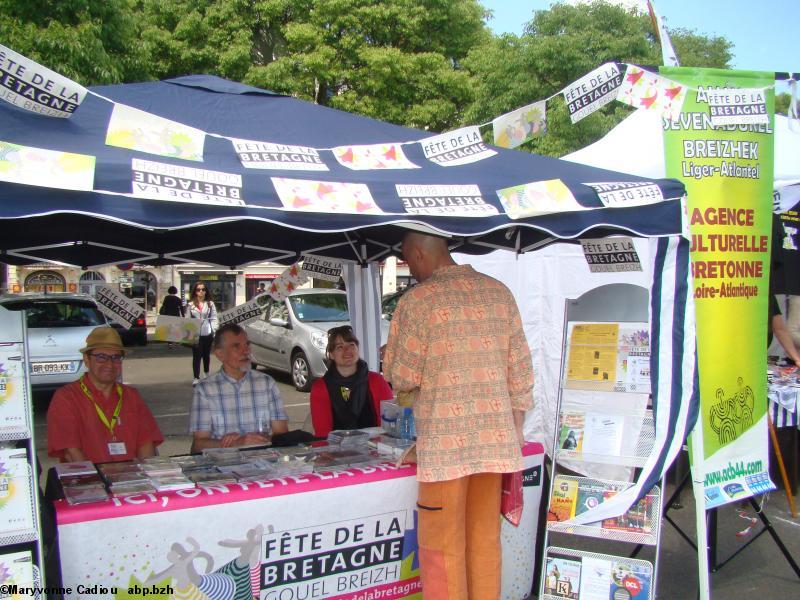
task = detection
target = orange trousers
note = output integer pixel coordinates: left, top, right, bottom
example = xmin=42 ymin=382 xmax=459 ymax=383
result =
xmin=416 ymin=472 xmax=502 ymax=599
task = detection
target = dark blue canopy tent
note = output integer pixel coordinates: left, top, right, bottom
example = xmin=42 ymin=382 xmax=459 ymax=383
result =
xmin=0 ymin=75 xmax=686 ymax=266
xmin=0 ymin=75 xmax=695 ymax=523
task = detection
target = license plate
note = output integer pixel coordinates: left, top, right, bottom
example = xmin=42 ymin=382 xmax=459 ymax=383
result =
xmin=31 ymin=361 xmax=75 ymax=375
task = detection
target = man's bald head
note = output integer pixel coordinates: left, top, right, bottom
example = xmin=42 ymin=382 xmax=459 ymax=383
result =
xmin=401 ymin=231 xmax=455 ymax=282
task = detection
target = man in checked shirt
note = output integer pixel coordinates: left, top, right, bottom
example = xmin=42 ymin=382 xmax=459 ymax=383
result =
xmin=190 ymin=323 xmax=288 ymax=452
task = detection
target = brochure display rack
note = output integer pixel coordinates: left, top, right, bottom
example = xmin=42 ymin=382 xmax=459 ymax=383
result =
xmin=540 ymin=284 xmax=664 ymax=600
xmin=0 ymin=305 xmax=45 ymax=594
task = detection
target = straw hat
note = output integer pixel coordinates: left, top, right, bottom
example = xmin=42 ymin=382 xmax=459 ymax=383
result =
xmin=80 ymin=326 xmax=125 ymax=355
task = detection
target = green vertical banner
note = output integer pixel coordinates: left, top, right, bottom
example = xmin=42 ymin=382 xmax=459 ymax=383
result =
xmin=662 ymin=67 xmax=775 ymax=509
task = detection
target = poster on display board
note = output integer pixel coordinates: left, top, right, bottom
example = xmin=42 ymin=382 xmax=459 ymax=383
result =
xmin=564 ymin=322 xmax=651 ymax=394
xmin=662 ymin=67 xmax=776 ymax=508
xmin=0 ymin=343 xmax=29 ymax=438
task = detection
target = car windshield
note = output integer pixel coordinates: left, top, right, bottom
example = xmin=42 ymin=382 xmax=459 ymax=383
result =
xmin=7 ymin=300 xmax=107 ymax=329
xmin=289 ymin=294 xmax=349 ymax=322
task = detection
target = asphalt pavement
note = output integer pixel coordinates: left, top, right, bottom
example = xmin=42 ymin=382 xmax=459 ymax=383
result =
xmin=31 ymin=341 xmax=800 ymax=598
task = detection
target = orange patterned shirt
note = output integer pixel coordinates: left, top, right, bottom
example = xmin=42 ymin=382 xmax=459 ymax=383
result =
xmin=384 ymin=264 xmax=534 ymax=482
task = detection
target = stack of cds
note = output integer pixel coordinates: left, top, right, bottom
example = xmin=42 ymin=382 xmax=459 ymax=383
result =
xmin=141 ymin=458 xmax=183 ymax=478
xmin=97 ymin=462 xmax=152 ymax=497
xmin=327 ymin=429 xmax=370 ymax=448
xmin=56 ymin=462 xmax=109 ymax=505
xmin=150 ymin=474 xmax=195 ymax=492
xmin=313 ymin=449 xmax=373 ymax=471
xmin=187 ymin=470 xmax=237 ymax=486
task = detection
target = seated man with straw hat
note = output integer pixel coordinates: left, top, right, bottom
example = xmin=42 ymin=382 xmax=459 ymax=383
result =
xmin=47 ymin=326 xmax=163 ymax=463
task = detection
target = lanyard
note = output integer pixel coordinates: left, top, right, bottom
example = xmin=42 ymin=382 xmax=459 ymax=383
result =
xmin=80 ymin=375 xmax=123 ymax=440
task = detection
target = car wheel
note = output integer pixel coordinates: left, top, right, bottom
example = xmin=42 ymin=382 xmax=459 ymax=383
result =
xmin=291 ymin=351 xmax=312 ymax=392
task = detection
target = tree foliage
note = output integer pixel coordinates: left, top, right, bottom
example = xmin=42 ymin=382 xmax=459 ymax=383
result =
xmin=2 ymin=0 xmax=741 ymax=151
xmin=462 ymin=1 xmax=733 ymax=156
xmin=0 ymin=0 xmax=150 ymax=84
xmin=133 ymin=0 xmax=488 ymax=131
xmin=775 ymin=92 xmax=797 ymax=117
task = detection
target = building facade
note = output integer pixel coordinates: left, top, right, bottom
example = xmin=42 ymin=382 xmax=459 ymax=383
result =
xmin=3 ymin=258 xmax=409 ymax=324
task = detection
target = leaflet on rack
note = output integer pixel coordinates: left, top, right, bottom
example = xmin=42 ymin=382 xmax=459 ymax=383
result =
xmin=543 ymin=550 xmax=653 ymax=599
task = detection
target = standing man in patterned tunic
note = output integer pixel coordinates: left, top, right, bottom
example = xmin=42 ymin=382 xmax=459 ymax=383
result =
xmin=383 ymin=231 xmax=534 ymax=600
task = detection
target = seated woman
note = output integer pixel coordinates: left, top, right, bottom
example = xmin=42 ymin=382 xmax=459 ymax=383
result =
xmin=310 ymin=326 xmax=393 ymax=438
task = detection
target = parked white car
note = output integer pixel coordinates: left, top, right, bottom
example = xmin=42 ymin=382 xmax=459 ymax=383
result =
xmin=246 ymin=289 xmax=388 ymax=392
xmin=0 ymin=292 xmax=108 ymax=392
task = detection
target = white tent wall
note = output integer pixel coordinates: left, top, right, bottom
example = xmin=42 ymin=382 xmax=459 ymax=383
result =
xmin=342 ymin=261 xmax=383 ymax=372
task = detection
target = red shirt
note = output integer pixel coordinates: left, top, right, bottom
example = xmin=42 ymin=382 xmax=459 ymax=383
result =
xmin=310 ymin=371 xmax=394 ymax=438
xmin=47 ymin=377 xmax=164 ymax=463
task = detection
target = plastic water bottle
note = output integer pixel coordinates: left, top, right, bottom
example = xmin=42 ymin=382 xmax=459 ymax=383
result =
xmin=401 ymin=407 xmax=415 ymax=440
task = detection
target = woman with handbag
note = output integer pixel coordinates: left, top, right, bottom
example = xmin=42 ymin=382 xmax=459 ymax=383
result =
xmin=187 ymin=282 xmax=218 ymax=385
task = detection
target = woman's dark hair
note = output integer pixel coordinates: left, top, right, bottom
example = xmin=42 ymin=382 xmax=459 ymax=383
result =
xmin=190 ymin=282 xmax=212 ymax=303
xmin=326 ymin=325 xmax=359 ymax=357
xmin=167 ymin=285 xmax=178 ymax=295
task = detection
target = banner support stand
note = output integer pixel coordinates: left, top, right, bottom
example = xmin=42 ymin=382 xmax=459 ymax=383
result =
xmin=689 ymin=428 xmax=712 ymax=600
xmin=657 ymin=438 xmax=800 ymax=593
xmin=767 ymin=413 xmax=798 ymax=517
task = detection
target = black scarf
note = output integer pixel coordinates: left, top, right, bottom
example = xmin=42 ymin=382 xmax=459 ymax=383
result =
xmin=323 ymin=359 xmax=375 ymax=431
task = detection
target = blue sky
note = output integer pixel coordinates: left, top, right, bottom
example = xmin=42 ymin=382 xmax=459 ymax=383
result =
xmin=479 ymin=1 xmax=798 ymax=74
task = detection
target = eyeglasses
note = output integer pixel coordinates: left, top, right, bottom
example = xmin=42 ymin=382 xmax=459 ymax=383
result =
xmin=328 ymin=325 xmax=353 ymax=337
xmin=89 ymin=352 xmax=124 ymax=364
xmin=195 ymin=287 xmax=207 ymax=292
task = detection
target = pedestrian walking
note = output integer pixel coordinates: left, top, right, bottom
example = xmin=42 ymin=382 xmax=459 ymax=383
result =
xmin=187 ymin=282 xmax=218 ymax=385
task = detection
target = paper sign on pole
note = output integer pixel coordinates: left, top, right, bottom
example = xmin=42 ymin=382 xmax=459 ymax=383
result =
xmin=268 ymin=263 xmax=309 ymax=301
xmin=492 ymin=101 xmax=547 ymax=148
xmin=94 ymin=286 xmax=142 ymax=329
xmin=0 ymin=44 xmax=88 ymax=117
xmin=563 ymin=63 xmax=624 ymax=124
xmin=218 ymin=294 xmax=271 ymax=327
xmin=617 ymin=65 xmax=686 ymax=122
xmin=301 ymin=256 xmax=343 ymax=283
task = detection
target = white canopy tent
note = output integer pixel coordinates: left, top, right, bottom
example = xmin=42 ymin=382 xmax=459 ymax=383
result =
xmin=562 ymin=110 xmax=800 ymax=205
